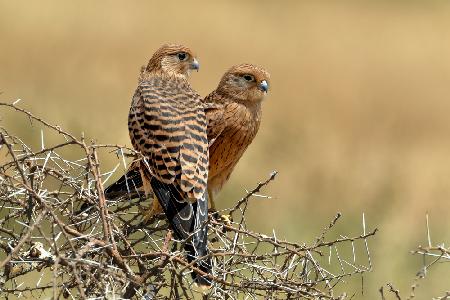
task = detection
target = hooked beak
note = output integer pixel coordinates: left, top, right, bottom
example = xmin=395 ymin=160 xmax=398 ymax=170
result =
xmin=259 ymin=80 xmax=269 ymax=92
xmin=190 ymin=58 xmax=200 ymax=71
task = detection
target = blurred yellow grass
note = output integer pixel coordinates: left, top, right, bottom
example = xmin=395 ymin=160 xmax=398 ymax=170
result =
xmin=2 ymin=1 xmax=450 ymax=298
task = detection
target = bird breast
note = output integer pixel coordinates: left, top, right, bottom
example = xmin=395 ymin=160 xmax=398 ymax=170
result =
xmin=208 ymin=102 xmax=261 ymax=193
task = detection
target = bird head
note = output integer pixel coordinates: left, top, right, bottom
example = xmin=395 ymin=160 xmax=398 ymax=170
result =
xmin=145 ymin=43 xmax=200 ymax=77
xmin=217 ymin=64 xmax=270 ymax=103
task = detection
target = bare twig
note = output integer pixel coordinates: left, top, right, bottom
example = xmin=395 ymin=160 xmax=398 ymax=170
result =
xmin=229 ymin=170 xmax=278 ymax=216
xmin=0 ymin=102 xmax=376 ymax=299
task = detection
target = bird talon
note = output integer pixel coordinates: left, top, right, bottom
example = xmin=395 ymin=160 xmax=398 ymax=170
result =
xmin=219 ymin=214 xmax=233 ymax=227
xmin=212 ymin=212 xmax=232 ymax=227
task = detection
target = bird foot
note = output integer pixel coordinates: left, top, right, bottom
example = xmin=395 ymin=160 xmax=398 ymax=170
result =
xmin=218 ymin=214 xmax=233 ymax=227
xmin=211 ymin=211 xmax=233 ymax=227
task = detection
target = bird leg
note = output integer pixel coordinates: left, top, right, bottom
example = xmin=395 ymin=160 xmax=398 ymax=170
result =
xmin=139 ymin=196 xmax=163 ymax=224
xmin=208 ymin=189 xmax=233 ymax=226
xmin=138 ymin=168 xmax=164 ymax=223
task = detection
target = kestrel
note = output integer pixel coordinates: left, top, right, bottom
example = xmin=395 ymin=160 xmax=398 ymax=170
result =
xmin=203 ymin=64 xmax=270 ymax=216
xmin=128 ymin=44 xmax=211 ymax=286
xmin=105 ymin=64 xmax=270 ymax=223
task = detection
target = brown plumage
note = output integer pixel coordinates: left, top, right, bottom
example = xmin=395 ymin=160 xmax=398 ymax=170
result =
xmin=204 ymin=64 xmax=270 ymax=210
xmin=127 ymin=43 xmax=211 ymax=286
xmin=106 ymin=63 xmax=270 ymax=215
xmin=129 ymin=65 xmax=208 ymax=201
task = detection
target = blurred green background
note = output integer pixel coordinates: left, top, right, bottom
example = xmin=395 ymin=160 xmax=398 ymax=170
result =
xmin=1 ymin=1 xmax=450 ymax=298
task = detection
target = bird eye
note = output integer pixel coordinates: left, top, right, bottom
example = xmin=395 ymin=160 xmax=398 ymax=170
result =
xmin=177 ymin=52 xmax=188 ymax=61
xmin=243 ymin=74 xmax=254 ymax=81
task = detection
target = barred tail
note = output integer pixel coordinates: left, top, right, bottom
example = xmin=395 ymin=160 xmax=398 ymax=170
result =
xmin=150 ymin=177 xmax=212 ymax=286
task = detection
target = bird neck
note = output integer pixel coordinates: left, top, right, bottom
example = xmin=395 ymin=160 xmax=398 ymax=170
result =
xmin=206 ymin=90 xmax=262 ymax=126
xmin=139 ymin=69 xmax=189 ymax=84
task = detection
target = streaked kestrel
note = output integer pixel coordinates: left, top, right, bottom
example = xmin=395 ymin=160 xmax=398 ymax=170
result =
xmin=204 ymin=64 xmax=270 ymax=218
xmin=128 ymin=44 xmax=211 ymax=286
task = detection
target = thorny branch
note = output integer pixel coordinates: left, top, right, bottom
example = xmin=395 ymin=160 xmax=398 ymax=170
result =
xmin=0 ymin=101 xmax=376 ymax=299
xmin=379 ymin=215 xmax=450 ymax=300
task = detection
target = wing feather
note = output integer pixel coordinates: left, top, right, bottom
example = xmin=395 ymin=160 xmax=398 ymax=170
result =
xmin=130 ymin=76 xmax=208 ymax=201
xmin=128 ymin=74 xmax=211 ymax=285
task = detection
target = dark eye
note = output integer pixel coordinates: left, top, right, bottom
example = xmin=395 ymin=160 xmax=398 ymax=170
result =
xmin=177 ymin=52 xmax=188 ymax=61
xmin=243 ymin=74 xmax=254 ymax=81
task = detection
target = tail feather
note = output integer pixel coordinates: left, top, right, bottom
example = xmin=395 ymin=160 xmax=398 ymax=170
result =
xmin=104 ymin=166 xmax=144 ymax=200
xmin=76 ymin=166 xmax=145 ymax=216
xmin=150 ymin=177 xmax=194 ymax=239
xmin=188 ymin=191 xmax=211 ymax=286
xmin=150 ymin=177 xmax=212 ymax=286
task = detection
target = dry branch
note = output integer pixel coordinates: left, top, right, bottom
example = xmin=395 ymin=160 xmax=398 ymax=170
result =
xmin=0 ymin=101 xmax=376 ymax=299
xmin=379 ymin=215 xmax=450 ymax=300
